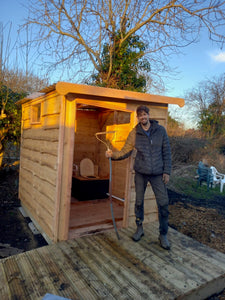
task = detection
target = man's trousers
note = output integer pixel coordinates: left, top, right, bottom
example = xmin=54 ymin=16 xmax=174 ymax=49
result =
xmin=134 ymin=171 xmax=169 ymax=235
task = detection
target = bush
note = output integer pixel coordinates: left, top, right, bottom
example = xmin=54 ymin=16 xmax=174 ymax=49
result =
xmin=169 ymin=136 xmax=225 ymax=173
xmin=169 ymin=137 xmax=208 ymax=165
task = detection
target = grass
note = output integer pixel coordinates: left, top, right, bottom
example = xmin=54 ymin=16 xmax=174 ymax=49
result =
xmin=168 ymin=164 xmax=223 ymax=201
xmin=173 ymin=176 xmax=223 ymax=199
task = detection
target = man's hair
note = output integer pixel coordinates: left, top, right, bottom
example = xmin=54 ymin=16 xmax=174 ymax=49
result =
xmin=136 ymin=105 xmax=150 ymax=115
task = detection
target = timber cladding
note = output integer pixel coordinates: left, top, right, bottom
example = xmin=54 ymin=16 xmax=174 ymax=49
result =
xmin=18 ymin=82 xmax=184 ymax=243
xmin=19 ymin=92 xmax=62 ymax=242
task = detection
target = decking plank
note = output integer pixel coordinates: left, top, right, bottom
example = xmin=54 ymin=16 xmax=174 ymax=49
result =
xmin=25 ymin=248 xmax=62 ymax=297
xmin=46 ymin=242 xmax=98 ymax=299
xmin=0 ymin=222 xmax=225 ymax=300
xmin=75 ymin=236 xmax=163 ymax=299
xmin=143 ymin=225 xmax=225 ymax=279
xmin=112 ymin=228 xmax=200 ymax=293
xmin=36 ymin=245 xmax=80 ymax=299
xmin=0 ymin=263 xmax=11 ymax=298
xmin=168 ymin=225 xmax=225 ymax=267
xmin=69 ymin=238 xmax=138 ymax=300
xmin=3 ymin=255 xmax=28 ymax=299
xmin=84 ymin=234 xmax=179 ymax=299
xmin=58 ymin=239 xmax=115 ymax=299
xmin=70 ymin=238 xmax=132 ymax=299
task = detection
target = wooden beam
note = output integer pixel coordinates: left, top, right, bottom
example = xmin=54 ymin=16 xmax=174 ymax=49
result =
xmin=56 ymin=97 xmax=76 ymax=241
xmin=56 ymin=82 xmax=185 ymax=107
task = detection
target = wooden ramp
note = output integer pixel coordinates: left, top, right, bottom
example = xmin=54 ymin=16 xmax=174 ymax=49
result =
xmin=1 ymin=222 xmax=225 ymax=300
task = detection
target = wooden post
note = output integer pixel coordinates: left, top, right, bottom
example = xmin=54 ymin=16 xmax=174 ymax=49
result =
xmin=56 ymin=97 xmax=76 ymax=241
xmin=123 ymin=110 xmax=137 ymax=227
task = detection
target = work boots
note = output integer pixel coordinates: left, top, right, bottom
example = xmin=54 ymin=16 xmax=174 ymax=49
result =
xmin=132 ymin=224 xmax=144 ymax=242
xmin=159 ymin=234 xmax=170 ymax=250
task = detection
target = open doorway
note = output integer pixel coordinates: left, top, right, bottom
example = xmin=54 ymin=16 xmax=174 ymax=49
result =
xmin=68 ymin=104 xmax=131 ymax=239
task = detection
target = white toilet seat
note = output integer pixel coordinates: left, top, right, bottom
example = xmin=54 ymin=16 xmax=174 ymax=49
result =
xmin=80 ymin=158 xmax=97 ymax=178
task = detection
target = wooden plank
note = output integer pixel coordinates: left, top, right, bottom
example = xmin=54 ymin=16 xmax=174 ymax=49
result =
xmin=20 ymin=156 xmax=57 ymax=186
xmin=43 ymin=243 xmax=93 ymax=299
xmin=95 ymin=235 xmax=175 ymax=297
xmin=123 ymin=111 xmax=136 ymax=227
xmin=15 ymin=252 xmax=46 ymax=299
xmin=57 ymin=99 xmax=76 ymax=241
xmin=55 ymin=82 xmax=185 ymax=107
xmin=3 ymin=256 xmax=28 ymax=299
xmin=20 ymin=173 xmax=55 ymax=216
xmin=167 ymin=225 xmax=225 ymax=269
xmin=19 ymin=181 xmax=55 ymax=239
xmin=19 ymin=171 xmax=55 ymax=212
xmin=0 ymin=263 xmax=11 ymax=298
xmin=21 ymin=148 xmax=57 ymax=169
xmin=69 ymin=199 xmax=123 ymax=229
xmin=42 ymin=94 xmax=61 ymax=115
xmin=53 ymin=96 xmax=65 ymax=242
xmin=32 ymin=175 xmax=56 ymax=203
xmin=58 ymin=240 xmax=115 ymax=299
xmin=149 ymin=106 xmax=168 ymax=119
xmin=143 ymin=226 xmax=222 ymax=281
xmin=43 ymin=114 xmax=60 ymax=129
xmin=76 ymin=98 xmax=129 ymax=112
xmin=88 ymin=234 xmax=179 ymax=299
xmin=75 ymin=237 xmax=160 ymax=299
xmin=20 ymin=199 xmax=54 ymax=240
xmin=35 ymin=246 xmax=80 ymax=299
xmin=22 ymin=119 xmax=32 ymax=129
xmin=1 ymin=223 xmax=225 ymax=299
xmin=111 ymin=228 xmax=202 ymax=294
xmin=22 ymin=139 xmax=58 ymax=156
xmin=22 ymin=105 xmax=30 ymax=120
xmin=22 ymin=128 xmax=59 ymax=141
xmin=68 ymin=221 xmax=123 ymax=239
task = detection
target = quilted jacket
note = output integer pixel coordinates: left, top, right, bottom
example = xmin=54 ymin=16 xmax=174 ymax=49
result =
xmin=112 ymin=120 xmax=171 ymax=175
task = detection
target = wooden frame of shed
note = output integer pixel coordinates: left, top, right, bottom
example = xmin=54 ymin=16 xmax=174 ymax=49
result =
xmin=17 ymin=82 xmax=184 ymax=243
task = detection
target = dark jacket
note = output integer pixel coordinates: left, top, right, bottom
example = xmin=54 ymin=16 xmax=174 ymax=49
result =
xmin=112 ymin=120 xmax=171 ymax=175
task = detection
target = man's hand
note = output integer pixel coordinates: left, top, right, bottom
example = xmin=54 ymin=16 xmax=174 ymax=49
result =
xmin=163 ymin=173 xmax=170 ymax=184
xmin=105 ymin=149 xmax=113 ymax=158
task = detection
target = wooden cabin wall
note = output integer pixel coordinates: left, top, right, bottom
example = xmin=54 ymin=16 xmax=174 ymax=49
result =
xmin=73 ymin=109 xmax=131 ymax=181
xmin=19 ymin=92 xmax=62 ymax=242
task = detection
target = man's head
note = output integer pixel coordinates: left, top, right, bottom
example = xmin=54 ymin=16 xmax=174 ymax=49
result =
xmin=136 ymin=105 xmax=150 ymax=116
xmin=136 ymin=105 xmax=150 ymax=127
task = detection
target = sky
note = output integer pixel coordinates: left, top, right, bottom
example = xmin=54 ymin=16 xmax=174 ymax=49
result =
xmin=1 ymin=0 xmax=225 ymax=128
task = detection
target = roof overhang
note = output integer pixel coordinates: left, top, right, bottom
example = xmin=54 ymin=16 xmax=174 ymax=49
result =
xmin=17 ymin=82 xmax=185 ymax=107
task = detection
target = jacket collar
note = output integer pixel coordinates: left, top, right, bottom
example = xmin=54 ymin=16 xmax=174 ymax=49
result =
xmin=136 ymin=120 xmax=159 ymax=134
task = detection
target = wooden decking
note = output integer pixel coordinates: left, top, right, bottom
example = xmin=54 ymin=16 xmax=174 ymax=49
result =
xmin=1 ymin=222 xmax=225 ymax=300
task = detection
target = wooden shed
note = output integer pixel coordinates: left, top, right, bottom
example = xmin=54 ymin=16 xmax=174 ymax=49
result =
xmin=17 ymin=82 xmax=184 ymax=243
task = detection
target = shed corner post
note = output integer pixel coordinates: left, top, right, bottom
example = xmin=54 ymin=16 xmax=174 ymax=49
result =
xmin=56 ymin=96 xmax=76 ymax=241
xmin=123 ymin=110 xmax=137 ymax=228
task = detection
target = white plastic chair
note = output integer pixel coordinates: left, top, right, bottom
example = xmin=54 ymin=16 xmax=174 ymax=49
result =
xmin=210 ymin=166 xmax=225 ymax=192
xmin=221 ymin=177 xmax=225 ymax=193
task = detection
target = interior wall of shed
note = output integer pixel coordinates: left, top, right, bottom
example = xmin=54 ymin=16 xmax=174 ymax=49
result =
xmin=72 ymin=107 xmax=131 ymax=200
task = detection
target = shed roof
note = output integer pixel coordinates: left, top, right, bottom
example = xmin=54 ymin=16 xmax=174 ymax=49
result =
xmin=18 ymin=82 xmax=185 ymax=107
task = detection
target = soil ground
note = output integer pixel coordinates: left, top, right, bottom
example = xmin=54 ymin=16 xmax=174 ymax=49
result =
xmin=0 ymin=168 xmax=47 ymax=259
xmin=0 ymin=167 xmax=225 ymax=299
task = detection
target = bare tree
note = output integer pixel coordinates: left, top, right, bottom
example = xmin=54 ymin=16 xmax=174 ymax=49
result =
xmin=0 ymin=22 xmax=48 ymax=168
xmin=23 ymin=0 xmax=225 ymax=91
xmin=186 ymin=73 xmax=225 ymax=136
